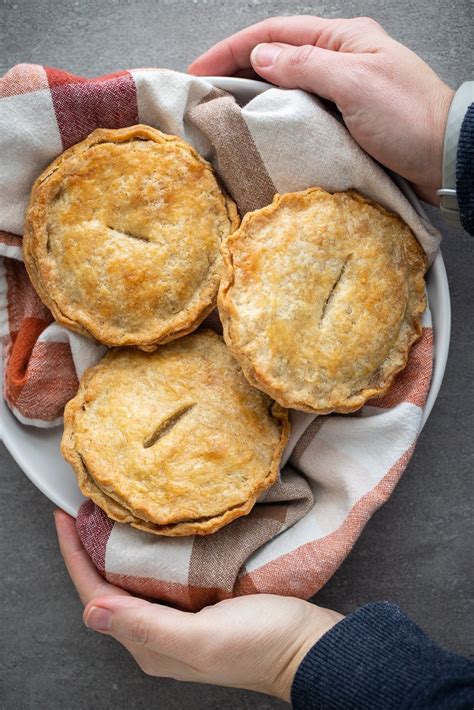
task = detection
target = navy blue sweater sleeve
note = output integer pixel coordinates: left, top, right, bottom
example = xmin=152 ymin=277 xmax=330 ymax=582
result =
xmin=456 ymin=103 xmax=474 ymax=236
xmin=291 ymin=602 xmax=474 ymax=709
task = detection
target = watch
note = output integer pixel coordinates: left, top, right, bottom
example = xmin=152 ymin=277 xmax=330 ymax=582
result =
xmin=438 ymin=81 xmax=474 ymax=226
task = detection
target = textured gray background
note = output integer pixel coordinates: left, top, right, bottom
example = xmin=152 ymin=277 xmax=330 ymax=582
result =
xmin=0 ymin=0 xmax=472 ymax=708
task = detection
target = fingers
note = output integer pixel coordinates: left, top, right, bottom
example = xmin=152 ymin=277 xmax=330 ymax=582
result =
xmin=188 ymin=15 xmax=385 ymax=76
xmin=54 ymin=509 xmax=129 ymax=605
xmin=83 ymin=595 xmax=197 ymax=660
xmin=56 ymin=513 xmax=202 ymax=681
xmin=249 ymin=42 xmax=357 ymax=104
xmin=188 ymin=16 xmax=337 ymax=75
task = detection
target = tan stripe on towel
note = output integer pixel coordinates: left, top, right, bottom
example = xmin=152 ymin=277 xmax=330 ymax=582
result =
xmin=187 ymin=467 xmax=313 ymax=606
xmin=188 ymin=506 xmax=287 ymax=602
xmin=290 ymin=416 xmax=327 ymax=465
xmin=187 ymin=91 xmax=276 ymax=214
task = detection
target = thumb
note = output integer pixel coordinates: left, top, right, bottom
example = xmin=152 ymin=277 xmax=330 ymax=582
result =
xmin=83 ymin=595 xmax=196 ymax=653
xmin=250 ymin=42 xmax=354 ymax=103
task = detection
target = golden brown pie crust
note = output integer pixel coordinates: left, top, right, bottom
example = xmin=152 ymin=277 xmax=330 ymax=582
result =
xmin=61 ymin=330 xmax=289 ymax=536
xmin=23 ymin=125 xmax=239 ymax=349
xmin=218 ymin=188 xmax=427 ymax=414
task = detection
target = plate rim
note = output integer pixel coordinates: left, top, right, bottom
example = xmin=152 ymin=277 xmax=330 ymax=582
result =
xmin=0 ymin=76 xmax=451 ymax=515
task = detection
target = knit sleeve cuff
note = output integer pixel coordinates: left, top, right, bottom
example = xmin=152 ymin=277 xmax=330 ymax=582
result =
xmin=457 ymin=102 xmax=474 ymax=235
xmin=291 ymin=602 xmax=474 ymax=710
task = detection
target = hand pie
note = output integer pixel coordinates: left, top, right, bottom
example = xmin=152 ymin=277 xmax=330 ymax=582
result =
xmin=23 ymin=125 xmax=239 ymax=349
xmin=218 ymin=188 xmax=427 ymax=414
xmin=61 ymin=330 xmax=289 ymax=536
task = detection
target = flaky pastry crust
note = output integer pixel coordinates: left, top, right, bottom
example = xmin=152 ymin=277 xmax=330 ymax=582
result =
xmin=61 ymin=330 xmax=289 ymax=536
xmin=24 ymin=125 xmax=239 ymax=349
xmin=218 ymin=188 xmax=427 ymax=414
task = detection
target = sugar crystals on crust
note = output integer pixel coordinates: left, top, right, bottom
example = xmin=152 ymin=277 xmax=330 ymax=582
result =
xmin=23 ymin=125 xmax=239 ymax=349
xmin=218 ymin=188 xmax=427 ymax=414
xmin=61 ymin=330 xmax=289 ymax=536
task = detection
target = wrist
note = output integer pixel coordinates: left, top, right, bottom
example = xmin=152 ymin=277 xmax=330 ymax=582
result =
xmin=271 ymin=604 xmax=344 ymax=702
xmin=414 ymin=84 xmax=454 ymax=206
xmin=438 ymin=81 xmax=474 ymax=223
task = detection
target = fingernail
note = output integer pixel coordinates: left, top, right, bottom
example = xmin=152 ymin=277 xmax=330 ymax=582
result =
xmin=251 ymin=43 xmax=281 ymax=68
xmin=85 ymin=605 xmax=112 ymax=632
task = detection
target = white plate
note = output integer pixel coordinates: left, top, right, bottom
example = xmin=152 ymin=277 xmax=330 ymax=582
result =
xmin=0 ymin=77 xmax=451 ymax=517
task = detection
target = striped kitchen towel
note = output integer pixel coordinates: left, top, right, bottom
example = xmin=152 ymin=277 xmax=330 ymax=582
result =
xmin=0 ymin=65 xmax=436 ymax=609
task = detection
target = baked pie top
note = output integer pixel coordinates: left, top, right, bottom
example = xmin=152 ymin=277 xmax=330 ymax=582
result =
xmin=23 ymin=125 xmax=238 ymax=349
xmin=218 ymin=188 xmax=427 ymax=414
xmin=61 ymin=330 xmax=289 ymax=536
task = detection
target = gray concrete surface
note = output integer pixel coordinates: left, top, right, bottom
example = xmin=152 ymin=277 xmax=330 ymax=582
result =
xmin=0 ymin=0 xmax=472 ymax=707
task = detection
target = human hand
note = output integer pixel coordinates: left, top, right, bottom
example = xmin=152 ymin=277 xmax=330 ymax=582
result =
xmin=54 ymin=510 xmax=343 ymax=701
xmin=189 ymin=16 xmax=454 ymax=205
